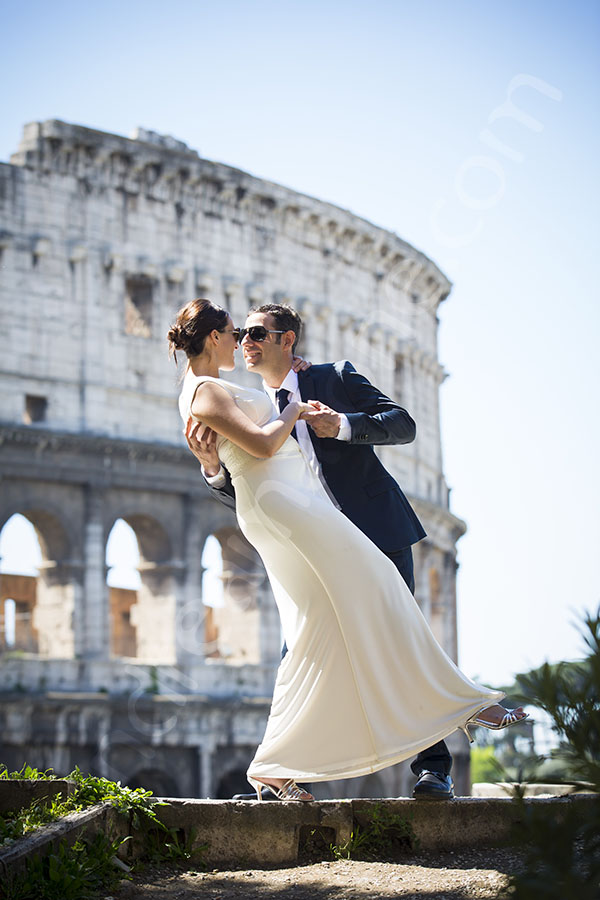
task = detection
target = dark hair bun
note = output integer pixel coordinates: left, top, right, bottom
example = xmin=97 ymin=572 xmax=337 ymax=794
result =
xmin=166 ymin=324 xmax=187 ymax=350
xmin=167 ymin=299 xmax=229 ymax=359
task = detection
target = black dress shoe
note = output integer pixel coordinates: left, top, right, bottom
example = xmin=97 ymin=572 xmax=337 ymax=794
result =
xmin=412 ymin=770 xmax=454 ymax=800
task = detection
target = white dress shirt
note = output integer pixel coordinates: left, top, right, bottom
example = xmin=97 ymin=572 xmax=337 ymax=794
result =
xmin=204 ymin=368 xmax=351 ymax=509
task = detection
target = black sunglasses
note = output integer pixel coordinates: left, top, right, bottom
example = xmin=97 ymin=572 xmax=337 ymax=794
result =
xmin=221 ymin=327 xmax=241 ymax=340
xmin=237 ymin=326 xmax=286 ymax=343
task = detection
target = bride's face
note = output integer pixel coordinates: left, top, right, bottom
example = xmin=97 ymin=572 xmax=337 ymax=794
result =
xmin=217 ymin=314 xmax=239 ymax=371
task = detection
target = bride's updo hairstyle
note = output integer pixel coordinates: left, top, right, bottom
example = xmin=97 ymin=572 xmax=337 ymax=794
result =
xmin=167 ymin=298 xmax=229 ymax=362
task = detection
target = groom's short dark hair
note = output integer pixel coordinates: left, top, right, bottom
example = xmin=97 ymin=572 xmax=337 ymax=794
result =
xmin=249 ymin=303 xmax=303 ymax=352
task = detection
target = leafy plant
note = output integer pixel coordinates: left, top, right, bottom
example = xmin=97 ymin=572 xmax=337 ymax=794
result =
xmin=0 ymin=766 xmax=172 ymax=899
xmin=0 ymin=765 xmax=167 ymax=844
xmin=470 ymin=745 xmax=501 ymax=784
xmin=0 ymin=794 xmax=76 ymax=847
xmin=502 ymin=610 xmax=600 ymax=899
xmin=0 ymin=764 xmax=55 ymax=781
xmin=0 ymin=833 xmax=129 ymax=900
xmin=510 ymin=615 xmax=600 ymax=790
xmin=144 ymin=824 xmax=206 ymax=866
xmin=331 ymin=803 xmax=418 ymax=860
xmin=66 ymin=767 xmax=167 ymax=830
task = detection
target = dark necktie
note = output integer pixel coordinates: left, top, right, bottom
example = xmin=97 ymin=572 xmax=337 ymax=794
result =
xmin=276 ymin=389 xmax=297 ymax=440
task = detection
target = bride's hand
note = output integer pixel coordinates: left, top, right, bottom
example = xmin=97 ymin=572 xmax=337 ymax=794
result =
xmin=297 ymin=400 xmax=320 ymax=419
xmin=287 ymin=401 xmax=315 ymax=420
xmin=185 ymin=417 xmax=221 ymax=476
xmin=300 ymin=401 xmax=343 ymax=437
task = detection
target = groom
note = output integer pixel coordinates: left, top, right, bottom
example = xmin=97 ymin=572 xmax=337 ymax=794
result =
xmin=187 ymin=302 xmax=454 ymax=800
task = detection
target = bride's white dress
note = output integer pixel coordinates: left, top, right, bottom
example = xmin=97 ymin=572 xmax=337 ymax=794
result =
xmin=180 ymin=373 xmax=503 ymax=784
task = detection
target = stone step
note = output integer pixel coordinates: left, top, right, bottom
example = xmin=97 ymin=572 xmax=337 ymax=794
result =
xmin=141 ymin=795 xmax=597 ymax=866
xmin=471 ymin=781 xmax=594 ymax=798
xmin=1 ymin=795 xmax=596 ymax=876
xmin=0 ymin=778 xmax=76 ymax=815
xmin=0 ymin=802 xmax=114 ymax=879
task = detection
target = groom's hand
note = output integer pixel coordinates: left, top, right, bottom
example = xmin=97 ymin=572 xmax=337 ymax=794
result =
xmin=185 ymin=418 xmax=221 ymax=477
xmin=301 ymin=401 xmax=342 ymax=438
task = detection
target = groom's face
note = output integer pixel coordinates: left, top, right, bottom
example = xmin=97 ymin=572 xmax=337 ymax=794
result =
xmin=241 ymin=312 xmax=288 ymax=375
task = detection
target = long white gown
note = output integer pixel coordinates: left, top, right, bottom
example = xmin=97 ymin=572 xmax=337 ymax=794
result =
xmin=180 ymin=373 xmax=504 ymax=784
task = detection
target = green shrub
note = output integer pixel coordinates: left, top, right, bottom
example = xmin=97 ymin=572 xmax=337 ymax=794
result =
xmin=331 ymin=803 xmax=418 ymax=860
xmin=470 ymin=745 xmax=501 ymax=784
xmin=0 ymin=766 xmax=170 ymax=900
xmin=504 ymin=610 xmax=600 ymax=899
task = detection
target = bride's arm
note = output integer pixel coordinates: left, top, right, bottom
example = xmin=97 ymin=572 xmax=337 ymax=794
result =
xmin=190 ymin=381 xmax=307 ymax=459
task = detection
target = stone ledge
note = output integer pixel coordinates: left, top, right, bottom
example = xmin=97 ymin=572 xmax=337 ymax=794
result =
xmin=472 ymin=782 xmax=596 ymax=798
xmin=0 ymin=779 xmax=76 ymax=815
xmin=148 ymin=796 xmax=597 ymax=866
xmin=0 ymin=802 xmax=117 ymax=879
xmin=1 ymin=796 xmax=597 ymax=876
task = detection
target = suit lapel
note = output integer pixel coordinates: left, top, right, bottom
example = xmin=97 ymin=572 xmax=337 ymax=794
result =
xmin=298 ymin=368 xmax=316 ymax=402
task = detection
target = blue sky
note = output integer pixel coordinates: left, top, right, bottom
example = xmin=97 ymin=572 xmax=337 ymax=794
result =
xmin=1 ymin=0 xmax=599 ymax=685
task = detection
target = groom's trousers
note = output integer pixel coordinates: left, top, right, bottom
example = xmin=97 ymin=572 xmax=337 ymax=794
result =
xmin=387 ymin=546 xmax=453 ymax=778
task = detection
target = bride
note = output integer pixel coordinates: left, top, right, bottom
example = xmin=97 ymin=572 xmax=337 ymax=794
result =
xmin=169 ymin=298 xmax=527 ymax=802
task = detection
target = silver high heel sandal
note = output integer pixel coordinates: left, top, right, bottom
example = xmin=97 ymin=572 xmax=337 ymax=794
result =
xmin=248 ymin=776 xmax=314 ymax=802
xmin=460 ymin=706 xmax=529 ymax=743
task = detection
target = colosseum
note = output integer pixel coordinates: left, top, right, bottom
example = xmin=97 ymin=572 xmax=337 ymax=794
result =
xmin=0 ymin=119 xmax=468 ymax=798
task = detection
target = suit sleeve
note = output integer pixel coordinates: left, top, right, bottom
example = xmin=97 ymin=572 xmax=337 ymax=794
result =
xmin=205 ymin=465 xmax=237 ymax=510
xmin=338 ymin=361 xmax=417 ymax=446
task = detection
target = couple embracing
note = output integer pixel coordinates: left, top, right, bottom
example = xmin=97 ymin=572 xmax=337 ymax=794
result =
xmin=170 ymin=299 xmax=527 ymax=802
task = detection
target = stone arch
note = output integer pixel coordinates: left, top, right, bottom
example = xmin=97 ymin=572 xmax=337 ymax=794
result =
xmin=116 ymin=513 xmax=174 ymax=663
xmin=0 ymin=505 xmax=73 ymax=565
xmin=202 ymin=525 xmax=280 ymax=665
xmin=106 ymin=519 xmax=140 ymax=658
xmin=0 ymin=503 xmax=80 ymax=659
xmin=0 ymin=512 xmax=43 ymax=575
xmin=126 ymin=767 xmax=180 ymax=798
xmin=0 ymin=514 xmax=42 ymax=652
xmin=212 ymin=744 xmax=257 ymax=798
xmin=120 ymin=513 xmax=172 ymax=565
xmin=214 ymin=767 xmax=249 ymax=799
xmin=213 ymin=525 xmax=262 ymax=606
xmin=104 ymin=493 xmax=182 ymax=664
xmin=201 ymin=534 xmax=223 ymax=659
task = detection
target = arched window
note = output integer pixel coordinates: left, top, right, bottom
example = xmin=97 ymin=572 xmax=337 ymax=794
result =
xmin=0 ymin=513 xmax=42 ymax=576
xmin=0 ymin=514 xmax=42 ymax=652
xmin=201 ymin=534 xmax=224 ymax=659
xmin=201 ymin=534 xmax=224 ymax=608
xmin=106 ymin=519 xmax=141 ymax=589
xmin=106 ymin=519 xmax=141 ymax=658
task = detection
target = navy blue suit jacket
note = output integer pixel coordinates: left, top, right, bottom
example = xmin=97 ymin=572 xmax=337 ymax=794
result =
xmin=207 ymin=360 xmax=426 ymax=553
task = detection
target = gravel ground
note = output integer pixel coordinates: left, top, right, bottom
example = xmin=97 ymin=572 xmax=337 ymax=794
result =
xmin=108 ymin=847 xmax=524 ymax=899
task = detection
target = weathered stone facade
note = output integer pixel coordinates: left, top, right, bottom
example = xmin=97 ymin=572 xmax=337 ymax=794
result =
xmin=0 ymin=120 xmax=468 ymax=797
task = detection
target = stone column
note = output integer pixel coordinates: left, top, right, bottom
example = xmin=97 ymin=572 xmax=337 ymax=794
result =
xmin=175 ymin=494 xmax=207 ymax=667
xmin=33 ymin=561 xmax=81 ymax=658
xmin=131 ymin=563 xmax=177 ymax=663
xmin=443 ymin=549 xmax=460 ymax=664
xmin=199 ymin=743 xmax=215 ymax=798
xmin=81 ymin=485 xmax=110 ymax=659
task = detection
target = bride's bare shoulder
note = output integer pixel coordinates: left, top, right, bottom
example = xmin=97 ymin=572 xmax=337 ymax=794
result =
xmin=190 ymin=378 xmax=236 ymax=415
